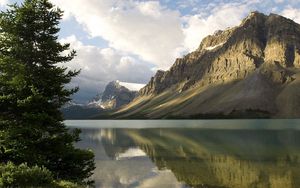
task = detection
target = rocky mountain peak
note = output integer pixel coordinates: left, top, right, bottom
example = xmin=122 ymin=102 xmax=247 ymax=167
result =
xmin=139 ymin=11 xmax=300 ymax=97
xmin=102 ymin=81 xmax=127 ymax=101
xmin=101 ymin=81 xmax=138 ymax=109
xmin=243 ymin=11 xmax=266 ymax=22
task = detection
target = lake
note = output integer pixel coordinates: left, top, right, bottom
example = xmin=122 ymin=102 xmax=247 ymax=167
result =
xmin=66 ymin=120 xmax=300 ymax=188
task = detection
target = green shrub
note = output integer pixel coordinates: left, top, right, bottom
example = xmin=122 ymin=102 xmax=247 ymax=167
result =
xmin=54 ymin=180 xmax=83 ymax=188
xmin=0 ymin=162 xmax=53 ymax=187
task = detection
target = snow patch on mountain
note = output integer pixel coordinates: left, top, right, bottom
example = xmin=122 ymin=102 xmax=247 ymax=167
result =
xmin=205 ymin=42 xmax=225 ymax=50
xmin=87 ymin=99 xmax=103 ymax=108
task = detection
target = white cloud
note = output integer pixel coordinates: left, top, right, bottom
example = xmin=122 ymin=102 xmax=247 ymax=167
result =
xmin=118 ymin=81 xmax=145 ymax=91
xmin=182 ymin=1 xmax=259 ymax=51
xmin=281 ymin=7 xmax=300 ymax=23
xmin=50 ymin=0 xmax=184 ymax=70
xmin=60 ymin=35 xmax=153 ymax=102
xmin=0 ymin=0 xmax=8 ymax=7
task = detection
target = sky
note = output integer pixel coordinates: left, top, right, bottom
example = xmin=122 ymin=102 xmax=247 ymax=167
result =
xmin=1 ymin=0 xmax=300 ymax=103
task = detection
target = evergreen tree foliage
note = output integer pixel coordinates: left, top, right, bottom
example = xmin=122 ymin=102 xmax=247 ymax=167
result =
xmin=0 ymin=0 xmax=95 ymax=184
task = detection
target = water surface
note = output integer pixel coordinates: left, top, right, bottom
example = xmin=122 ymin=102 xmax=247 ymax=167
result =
xmin=66 ymin=120 xmax=300 ymax=188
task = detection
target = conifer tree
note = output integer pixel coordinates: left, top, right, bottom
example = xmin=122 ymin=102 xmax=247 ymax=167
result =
xmin=0 ymin=0 xmax=95 ymax=183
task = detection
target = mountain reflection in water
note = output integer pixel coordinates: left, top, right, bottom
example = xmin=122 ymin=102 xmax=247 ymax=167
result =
xmin=74 ymin=124 xmax=300 ymax=188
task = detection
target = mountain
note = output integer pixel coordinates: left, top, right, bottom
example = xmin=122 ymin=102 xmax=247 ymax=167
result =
xmin=61 ymin=81 xmax=145 ymax=119
xmin=114 ymin=12 xmax=300 ymax=119
xmin=100 ymin=80 xmax=144 ymax=109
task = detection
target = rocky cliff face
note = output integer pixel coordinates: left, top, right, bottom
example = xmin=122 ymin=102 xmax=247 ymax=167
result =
xmin=116 ymin=12 xmax=300 ymax=118
xmin=100 ymin=81 xmax=138 ymax=109
xmin=140 ymin=12 xmax=300 ymax=95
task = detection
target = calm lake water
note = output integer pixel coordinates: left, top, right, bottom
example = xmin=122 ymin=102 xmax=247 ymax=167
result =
xmin=66 ymin=120 xmax=300 ymax=188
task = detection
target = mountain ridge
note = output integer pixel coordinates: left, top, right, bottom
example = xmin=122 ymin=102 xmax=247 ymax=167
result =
xmin=62 ymin=80 xmax=142 ymax=119
xmin=113 ymin=11 xmax=300 ymax=119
